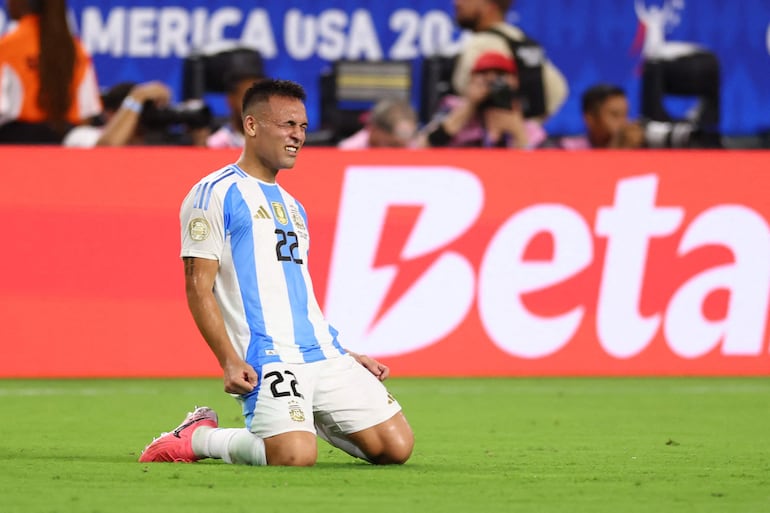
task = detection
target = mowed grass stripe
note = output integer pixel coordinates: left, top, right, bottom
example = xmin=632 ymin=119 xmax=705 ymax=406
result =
xmin=0 ymin=377 xmax=767 ymax=513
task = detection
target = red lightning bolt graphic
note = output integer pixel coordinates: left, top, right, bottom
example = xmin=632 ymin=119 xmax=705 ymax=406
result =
xmin=369 ymin=205 xmax=439 ymax=330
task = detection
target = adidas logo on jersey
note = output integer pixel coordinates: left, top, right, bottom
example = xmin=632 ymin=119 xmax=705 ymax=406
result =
xmin=253 ymin=205 xmax=271 ymax=220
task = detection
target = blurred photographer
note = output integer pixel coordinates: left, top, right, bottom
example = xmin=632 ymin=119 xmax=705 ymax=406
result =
xmin=420 ymin=51 xmax=545 ymax=149
xmin=338 ymin=98 xmax=418 ymax=149
xmin=63 ymin=81 xmax=211 ymax=147
xmin=553 ymin=84 xmax=644 ymax=150
xmin=551 ymin=83 xmax=719 ymax=150
xmin=452 ymin=0 xmax=568 ymax=121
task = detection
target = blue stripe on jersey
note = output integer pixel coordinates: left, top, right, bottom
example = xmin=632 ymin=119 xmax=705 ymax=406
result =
xmin=231 ymin=164 xmax=248 ymax=178
xmin=238 ymin=361 xmax=265 ymax=431
xmin=259 ymin=182 xmax=325 ymax=363
xmin=192 ymin=183 xmax=204 ymax=210
xmin=196 ymin=167 xmax=239 ymax=210
xmin=223 ymin=185 xmax=281 ymax=367
xmin=294 ymin=201 xmax=345 ymax=356
xmin=327 ymin=323 xmax=345 ymax=354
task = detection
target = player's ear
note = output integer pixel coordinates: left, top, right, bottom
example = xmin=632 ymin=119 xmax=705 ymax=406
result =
xmin=243 ymin=114 xmax=258 ymax=137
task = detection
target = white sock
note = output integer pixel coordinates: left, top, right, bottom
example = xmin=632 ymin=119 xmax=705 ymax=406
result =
xmin=192 ymin=427 xmax=267 ymax=466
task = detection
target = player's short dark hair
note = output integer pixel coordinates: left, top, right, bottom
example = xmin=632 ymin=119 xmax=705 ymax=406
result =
xmin=581 ymin=83 xmax=626 ymax=115
xmin=242 ymin=79 xmax=306 ymax=116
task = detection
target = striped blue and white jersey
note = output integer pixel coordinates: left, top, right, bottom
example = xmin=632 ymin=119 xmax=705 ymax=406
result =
xmin=180 ymin=164 xmax=346 ymax=366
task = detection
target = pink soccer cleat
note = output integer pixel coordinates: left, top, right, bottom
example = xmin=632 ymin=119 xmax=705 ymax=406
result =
xmin=138 ymin=406 xmax=218 ymax=463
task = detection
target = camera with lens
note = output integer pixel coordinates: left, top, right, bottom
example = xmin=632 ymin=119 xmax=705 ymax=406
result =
xmin=140 ymin=99 xmax=212 ymax=130
xmin=642 ymin=119 xmax=721 ymax=149
xmin=480 ymin=77 xmax=522 ymax=111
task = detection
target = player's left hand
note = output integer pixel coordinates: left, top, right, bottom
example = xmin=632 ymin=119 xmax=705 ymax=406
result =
xmin=348 ymin=351 xmax=390 ymax=381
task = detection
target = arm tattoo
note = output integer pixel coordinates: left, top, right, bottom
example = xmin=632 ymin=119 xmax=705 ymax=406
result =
xmin=183 ymin=257 xmax=195 ymax=277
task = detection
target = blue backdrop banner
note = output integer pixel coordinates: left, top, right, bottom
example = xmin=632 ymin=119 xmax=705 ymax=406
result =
xmin=2 ymin=0 xmax=768 ymax=136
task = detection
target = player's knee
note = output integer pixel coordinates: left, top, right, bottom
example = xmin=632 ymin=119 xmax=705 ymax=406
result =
xmin=379 ymin=442 xmax=413 ymax=465
xmin=372 ymin=429 xmax=415 ymax=465
xmin=264 ymin=432 xmax=317 ymax=466
xmin=391 ymin=432 xmax=416 ymax=464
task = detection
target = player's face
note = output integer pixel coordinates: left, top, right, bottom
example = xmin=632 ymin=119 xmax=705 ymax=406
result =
xmin=252 ymin=96 xmax=308 ymax=172
xmin=454 ymin=0 xmax=484 ymax=30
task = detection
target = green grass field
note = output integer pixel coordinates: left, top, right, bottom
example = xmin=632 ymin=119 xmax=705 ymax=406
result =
xmin=1 ymin=377 xmax=768 ymax=513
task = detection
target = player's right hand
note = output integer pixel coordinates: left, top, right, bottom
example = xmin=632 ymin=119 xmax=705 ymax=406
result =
xmin=222 ymin=360 xmax=258 ymax=395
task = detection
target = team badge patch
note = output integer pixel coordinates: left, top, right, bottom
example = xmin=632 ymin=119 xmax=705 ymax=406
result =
xmin=188 ymin=217 xmax=210 ymax=241
xmin=288 ymin=400 xmax=305 ymax=422
xmin=271 ymin=202 xmax=288 ymax=225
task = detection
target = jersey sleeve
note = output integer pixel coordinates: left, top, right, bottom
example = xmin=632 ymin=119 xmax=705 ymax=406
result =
xmin=180 ymin=182 xmax=226 ymax=260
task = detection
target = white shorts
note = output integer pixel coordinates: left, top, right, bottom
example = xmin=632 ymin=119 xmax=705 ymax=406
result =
xmin=238 ymin=354 xmax=402 ymax=439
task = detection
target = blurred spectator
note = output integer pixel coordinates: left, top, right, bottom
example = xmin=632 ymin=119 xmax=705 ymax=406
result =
xmin=552 ymin=84 xmax=644 ymax=149
xmin=338 ymin=98 xmax=418 ymax=149
xmin=419 ymin=51 xmax=545 ymax=149
xmin=63 ymin=81 xmax=178 ymax=147
xmin=451 ymin=0 xmax=568 ymax=121
xmin=206 ymin=69 xmax=265 ymax=149
xmin=0 ymin=0 xmax=101 ymax=143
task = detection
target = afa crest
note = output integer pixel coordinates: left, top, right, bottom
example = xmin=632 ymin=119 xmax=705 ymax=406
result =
xmin=288 ymin=401 xmax=305 ymax=422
